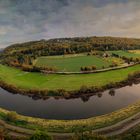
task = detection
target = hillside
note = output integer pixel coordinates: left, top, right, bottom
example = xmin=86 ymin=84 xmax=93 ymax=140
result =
xmin=4 ymin=36 xmax=140 ymax=55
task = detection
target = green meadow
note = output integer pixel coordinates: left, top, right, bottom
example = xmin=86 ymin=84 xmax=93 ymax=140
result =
xmin=35 ymin=54 xmax=113 ymax=72
xmin=0 ymin=64 xmax=140 ymax=91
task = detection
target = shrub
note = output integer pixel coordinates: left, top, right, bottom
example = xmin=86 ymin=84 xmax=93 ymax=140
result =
xmin=87 ymin=66 xmax=92 ymax=71
xmin=80 ymin=67 xmax=84 ymax=71
xmin=80 ymin=65 xmax=96 ymax=71
xmin=6 ymin=111 xmax=18 ymax=122
xmin=29 ymin=131 xmax=52 ymax=140
xmin=109 ymin=62 xmax=117 ymax=67
xmin=109 ymin=89 xmax=115 ymax=96
xmin=91 ymin=65 xmax=96 ymax=70
xmin=80 ymin=85 xmax=88 ymax=93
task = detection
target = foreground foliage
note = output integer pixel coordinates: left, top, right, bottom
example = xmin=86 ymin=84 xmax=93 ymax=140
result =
xmin=29 ymin=131 xmax=52 ymax=140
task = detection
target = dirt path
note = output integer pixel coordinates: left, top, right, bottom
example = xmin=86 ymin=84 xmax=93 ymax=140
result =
xmin=1 ymin=112 xmax=140 ymax=139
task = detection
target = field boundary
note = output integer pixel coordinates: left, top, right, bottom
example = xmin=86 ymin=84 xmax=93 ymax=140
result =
xmin=41 ymin=62 xmax=139 ymax=75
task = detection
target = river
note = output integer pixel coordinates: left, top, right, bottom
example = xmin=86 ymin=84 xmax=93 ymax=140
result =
xmin=0 ymin=83 xmax=140 ymax=120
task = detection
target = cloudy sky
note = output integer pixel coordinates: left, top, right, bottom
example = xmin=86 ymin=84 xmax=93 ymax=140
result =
xmin=0 ymin=0 xmax=140 ymax=48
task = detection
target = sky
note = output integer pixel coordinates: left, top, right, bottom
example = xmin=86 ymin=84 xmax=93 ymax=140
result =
xmin=0 ymin=0 xmax=140 ymax=48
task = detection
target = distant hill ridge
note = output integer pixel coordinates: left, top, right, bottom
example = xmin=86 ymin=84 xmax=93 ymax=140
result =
xmin=4 ymin=36 xmax=140 ymax=55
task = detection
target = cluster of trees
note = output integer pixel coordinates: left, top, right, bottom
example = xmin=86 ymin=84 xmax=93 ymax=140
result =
xmin=80 ymin=62 xmax=119 ymax=72
xmin=21 ymin=65 xmax=57 ymax=72
xmin=2 ymin=56 xmax=57 ymax=72
xmin=125 ymin=57 xmax=139 ymax=64
xmin=80 ymin=65 xmax=96 ymax=71
xmin=121 ymin=56 xmax=140 ymax=64
xmin=2 ymin=54 xmax=34 ymax=67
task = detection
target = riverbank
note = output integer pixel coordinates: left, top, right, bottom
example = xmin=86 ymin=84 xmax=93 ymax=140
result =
xmin=0 ymin=64 xmax=140 ymax=99
xmin=1 ymin=111 xmax=140 ymax=139
xmin=1 ymin=99 xmax=140 ymax=134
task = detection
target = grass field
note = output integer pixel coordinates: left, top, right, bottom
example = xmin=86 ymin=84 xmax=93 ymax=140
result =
xmin=0 ymin=64 xmax=140 ymax=91
xmin=34 ymin=54 xmax=114 ymax=72
xmin=109 ymin=50 xmax=140 ymax=58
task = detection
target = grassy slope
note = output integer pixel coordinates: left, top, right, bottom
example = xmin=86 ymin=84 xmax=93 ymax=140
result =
xmin=0 ymin=64 xmax=140 ymax=91
xmin=35 ymin=55 xmax=113 ymax=72
xmin=109 ymin=50 xmax=140 ymax=58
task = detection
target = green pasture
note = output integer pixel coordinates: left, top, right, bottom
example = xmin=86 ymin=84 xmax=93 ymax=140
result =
xmin=34 ymin=55 xmax=113 ymax=72
xmin=0 ymin=64 xmax=140 ymax=91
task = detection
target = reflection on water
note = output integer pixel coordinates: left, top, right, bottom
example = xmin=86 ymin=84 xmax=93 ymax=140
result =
xmin=79 ymin=89 xmax=115 ymax=102
xmin=108 ymin=89 xmax=115 ymax=96
xmin=0 ymin=83 xmax=140 ymax=120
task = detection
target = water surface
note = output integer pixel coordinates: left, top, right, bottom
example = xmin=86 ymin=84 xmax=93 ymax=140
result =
xmin=0 ymin=84 xmax=140 ymax=120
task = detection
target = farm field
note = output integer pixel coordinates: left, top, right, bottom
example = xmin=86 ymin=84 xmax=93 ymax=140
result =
xmin=0 ymin=64 xmax=140 ymax=91
xmin=109 ymin=50 xmax=140 ymax=58
xmin=35 ymin=54 xmax=114 ymax=72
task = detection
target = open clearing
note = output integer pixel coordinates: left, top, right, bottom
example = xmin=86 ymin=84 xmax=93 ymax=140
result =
xmin=35 ymin=54 xmax=114 ymax=72
xmin=0 ymin=64 xmax=140 ymax=91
